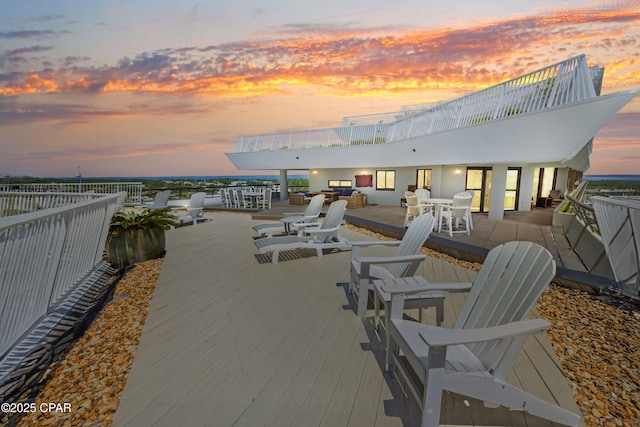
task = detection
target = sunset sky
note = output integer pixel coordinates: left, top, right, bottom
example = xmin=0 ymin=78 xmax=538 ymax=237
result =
xmin=1 ymin=0 xmax=639 ymax=178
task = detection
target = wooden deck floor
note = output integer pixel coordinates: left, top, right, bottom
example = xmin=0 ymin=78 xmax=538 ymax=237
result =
xmin=111 ymin=213 xmax=584 ymax=427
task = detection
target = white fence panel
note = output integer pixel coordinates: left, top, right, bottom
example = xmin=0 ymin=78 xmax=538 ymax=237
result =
xmin=592 ymin=196 xmax=640 ymax=296
xmin=0 ymin=193 xmax=122 ymax=356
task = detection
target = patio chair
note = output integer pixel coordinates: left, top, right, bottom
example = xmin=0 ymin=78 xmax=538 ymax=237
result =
xmin=403 ymin=195 xmax=426 ymax=228
xmin=438 ymin=191 xmax=472 ymax=236
xmin=349 ymin=213 xmax=436 ymax=318
xmin=173 ymin=192 xmax=207 ymax=225
xmin=254 ymin=200 xmax=348 ymax=264
xmin=252 ymin=194 xmax=325 ymax=238
xmin=382 ymin=241 xmax=580 ymax=427
xmin=415 ymin=188 xmax=435 ymax=217
xmin=257 ymin=187 xmax=272 ymax=210
xmin=220 ymin=188 xmax=231 ymax=208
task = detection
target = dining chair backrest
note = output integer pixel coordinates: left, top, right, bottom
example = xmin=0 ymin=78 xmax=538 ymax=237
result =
xmin=405 ymin=195 xmax=422 ymax=216
xmin=415 ymin=188 xmax=430 ymax=201
xmin=451 ymin=192 xmax=472 ymax=218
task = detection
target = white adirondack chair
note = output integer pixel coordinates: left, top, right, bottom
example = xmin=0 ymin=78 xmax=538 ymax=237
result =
xmin=173 ymin=192 xmax=207 ymax=225
xmin=252 ymin=194 xmax=325 ymax=238
xmin=438 ymin=191 xmax=472 ymax=236
xmin=254 ymin=200 xmax=349 ymax=264
xmin=349 ymin=213 xmax=437 ymax=318
xmin=403 ymin=195 xmax=426 ymax=228
xmin=382 ymin=241 xmax=580 ymax=427
xmin=136 ymin=190 xmax=171 ymax=213
xmin=415 ymin=188 xmax=434 ymax=217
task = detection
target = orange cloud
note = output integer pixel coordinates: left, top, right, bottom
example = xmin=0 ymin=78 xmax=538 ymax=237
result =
xmin=1 ymin=4 xmax=639 ymax=102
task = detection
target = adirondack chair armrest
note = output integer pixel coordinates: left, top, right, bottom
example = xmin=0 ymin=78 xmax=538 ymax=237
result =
xmin=418 ymin=318 xmax=551 ymax=348
xmin=282 ymin=211 xmax=309 ymax=217
xmin=381 ymin=281 xmax=472 ymax=295
xmin=303 ymin=224 xmax=341 ymax=235
xmin=296 ymin=221 xmax=322 ymax=229
xmin=347 ymin=239 xmax=402 ymax=258
xmin=347 ymin=240 xmax=401 ymax=248
xmin=356 ymin=254 xmax=426 ymax=267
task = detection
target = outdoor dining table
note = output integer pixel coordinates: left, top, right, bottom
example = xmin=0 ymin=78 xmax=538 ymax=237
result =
xmin=280 ymin=216 xmax=304 ymax=234
xmin=419 ymin=198 xmax=453 ymax=230
xmin=242 ymin=190 xmax=264 ymax=208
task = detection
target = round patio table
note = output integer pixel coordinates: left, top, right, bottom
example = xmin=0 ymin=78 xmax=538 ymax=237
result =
xmin=280 ymin=216 xmax=304 ymax=234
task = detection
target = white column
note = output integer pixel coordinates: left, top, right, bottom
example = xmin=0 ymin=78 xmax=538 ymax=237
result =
xmin=488 ymin=165 xmax=507 ymax=220
xmin=518 ymin=167 xmax=535 ymax=212
xmin=279 ymin=169 xmax=288 ymax=201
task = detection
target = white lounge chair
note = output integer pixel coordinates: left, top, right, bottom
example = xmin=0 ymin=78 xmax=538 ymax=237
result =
xmin=173 ymin=192 xmax=207 ymax=225
xmin=349 ymin=213 xmax=436 ymax=318
xmin=252 ymin=194 xmax=325 ymax=238
xmin=382 ymin=241 xmax=580 ymax=427
xmin=254 ymin=200 xmax=348 ymax=264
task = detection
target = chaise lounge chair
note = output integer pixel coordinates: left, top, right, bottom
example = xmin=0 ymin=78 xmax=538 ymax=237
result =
xmin=254 ymin=199 xmax=349 ymax=264
xmin=252 ymin=194 xmax=325 ymax=238
xmin=381 ymin=241 xmax=580 ymax=427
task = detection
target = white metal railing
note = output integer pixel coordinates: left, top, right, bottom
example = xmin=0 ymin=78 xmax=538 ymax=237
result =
xmin=0 ymin=192 xmax=105 ymax=217
xmin=0 ymin=193 xmax=123 ymax=356
xmin=591 ymin=196 xmax=640 ymax=297
xmin=0 ymin=182 xmax=143 ymax=205
xmin=234 ymin=54 xmax=600 ymax=152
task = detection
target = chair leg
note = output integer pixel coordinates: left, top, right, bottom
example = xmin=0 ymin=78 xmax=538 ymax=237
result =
xmin=357 ymin=279 xmax=371 ymax=317
xmin=421 ymin=362 xmax=446 ymax=427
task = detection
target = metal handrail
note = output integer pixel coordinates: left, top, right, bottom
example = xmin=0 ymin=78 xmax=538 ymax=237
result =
xmin=0 ymin=192 xmax=103 ymax=217
xmin=234 ymin=55 xmax=600 ymax=153
xmin=0 ymin=182 xmax=143 ymax=205
xmin=0 ymin=193 xmax=123 ymax=356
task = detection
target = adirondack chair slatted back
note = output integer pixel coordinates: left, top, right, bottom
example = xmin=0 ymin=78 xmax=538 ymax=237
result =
xmin=311 ymin=200 xmax=347 ymax=244
xmin=454 ymin=241 xmax=555 ymax=367
xmin=150 ymin=191 xmax=171 ymax=209
xmin=190 ymin=192 xmax=207 ymax=208
xmin=305 ymin=194 xmax=326 ymax=217
xmin=387 ymin=213 xmax=435 ymax=278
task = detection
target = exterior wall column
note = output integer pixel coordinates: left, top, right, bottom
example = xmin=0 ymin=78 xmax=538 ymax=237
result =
xmin=488 ymin=165 xmax=507 ymax=220
xmin=518 ymin=167 xmax=535 ymax=212
xmin=279 ymin=169 xmax=289 ymax=201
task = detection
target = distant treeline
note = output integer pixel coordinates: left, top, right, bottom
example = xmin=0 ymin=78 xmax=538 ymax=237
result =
xmin=1 ymin=176 xmax=309 ymax=188
xmin=585 ymin=179 xmax=640 ymax=194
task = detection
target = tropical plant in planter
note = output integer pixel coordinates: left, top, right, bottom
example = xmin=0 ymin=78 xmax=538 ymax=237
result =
xmin=106 ymin=207 xmax=177 ymax=269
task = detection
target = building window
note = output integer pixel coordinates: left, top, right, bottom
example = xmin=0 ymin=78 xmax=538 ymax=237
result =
xmin=376 ymin=170 xmax=395 ymax=190
xmin=328 ymin=180 xmax=352 ymax=188
xmin=416 ymin=169 xmax=432 ymax=190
